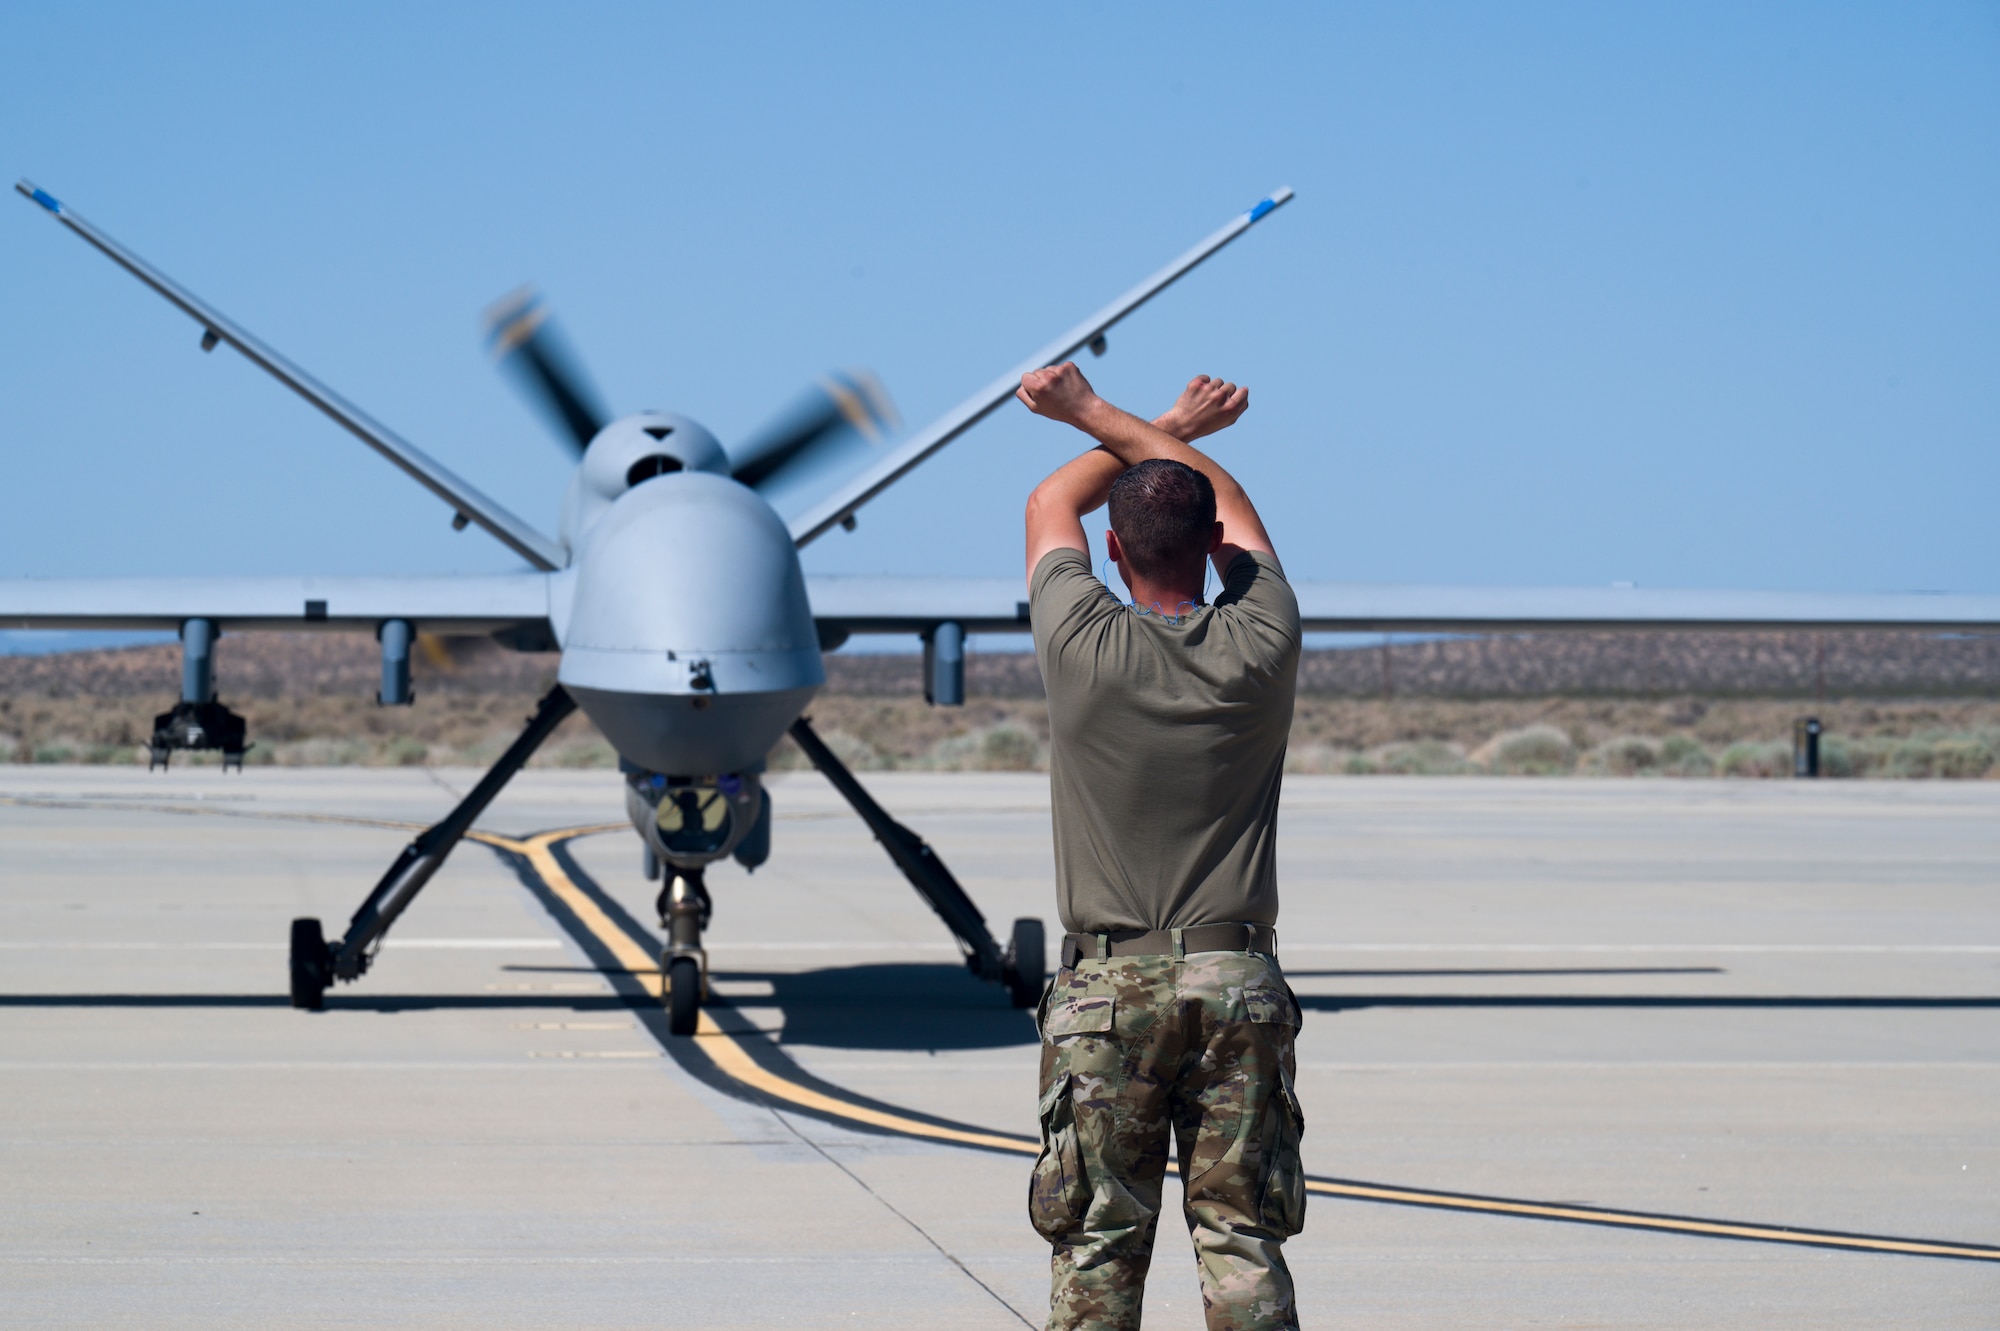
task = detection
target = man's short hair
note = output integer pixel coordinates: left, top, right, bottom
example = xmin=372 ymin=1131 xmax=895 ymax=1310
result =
xmin=1107 ymin=458 xmax=1216 ymax=584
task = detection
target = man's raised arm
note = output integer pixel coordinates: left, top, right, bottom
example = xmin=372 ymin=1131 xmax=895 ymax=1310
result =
xmin=1019 ymin=363 xmax=1275 ymax=581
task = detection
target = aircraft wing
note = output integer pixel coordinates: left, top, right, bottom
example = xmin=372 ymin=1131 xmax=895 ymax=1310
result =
xmin=810 ymin=577 xmax=2000 ymax=637
xmin=807 ymin=576 xmax=1030 ymax=634
xmin=785 ymin=189 xmax=1295 ymax=547
xmin=15 ymin=182 xmax=567 ymax=572
xmin=0 ymin=574 xmax=557 ymax=638
xmin=1288 ymin=584 xmax=2000 ymax=633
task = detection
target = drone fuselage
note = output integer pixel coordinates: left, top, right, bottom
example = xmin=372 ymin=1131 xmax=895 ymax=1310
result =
xmin=553 ymin=413 xmax=823 ymax=867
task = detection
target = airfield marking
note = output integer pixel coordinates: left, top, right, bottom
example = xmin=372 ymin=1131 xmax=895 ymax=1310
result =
xmin=482 ymin=823 xmax=2000 ymax=1267
xmin=4 ymin=792 xmax=1996 ymax=1265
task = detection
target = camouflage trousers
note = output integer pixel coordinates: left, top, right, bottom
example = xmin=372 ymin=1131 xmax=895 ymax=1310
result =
xmin=1030 ymin=948 xmax=1306 ymax=1331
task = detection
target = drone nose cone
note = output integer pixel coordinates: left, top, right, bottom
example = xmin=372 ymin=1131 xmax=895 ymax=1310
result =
xmin=558 ymin=472 xmax=824 ymax=774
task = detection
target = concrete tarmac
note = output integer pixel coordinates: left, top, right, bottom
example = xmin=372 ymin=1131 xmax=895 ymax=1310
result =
xmin=2 ymin=766 xmax=1997 ymax=1328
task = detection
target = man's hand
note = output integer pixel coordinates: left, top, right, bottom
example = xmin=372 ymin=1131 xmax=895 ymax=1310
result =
xmin=1016 ymin=362 xmax=1104 ymax=430
xmin=1020 ymin=367 xmax=1275 ymax=581
xmin=1153 ymin=374 xmax=1248 ymax=443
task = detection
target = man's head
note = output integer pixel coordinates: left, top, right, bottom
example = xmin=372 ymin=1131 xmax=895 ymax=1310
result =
xmin=1105 ymin=458 xmax=1220 ymax=597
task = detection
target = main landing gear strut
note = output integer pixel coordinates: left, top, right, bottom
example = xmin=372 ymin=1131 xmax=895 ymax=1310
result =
xmin=288 ymin=685 xmax=578 ymax=1009
xmin=286 ymin=691 xmax=1045 ymax=1022
xmin=788 ymin=715 xmax=1046 ymax=1010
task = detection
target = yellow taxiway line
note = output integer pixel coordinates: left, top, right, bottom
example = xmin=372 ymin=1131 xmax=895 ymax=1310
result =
xmin=474 ymin=827 xmax=1035 ymax=1154
xmin=496 ymin=824 xmax=2000 ymax=1266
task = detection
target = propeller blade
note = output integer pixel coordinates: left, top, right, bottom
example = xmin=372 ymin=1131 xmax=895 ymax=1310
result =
xmin=730 ymin=369 xmax=899 ymax=489
xmin=483 ymin=288 xmax=610 ymax=456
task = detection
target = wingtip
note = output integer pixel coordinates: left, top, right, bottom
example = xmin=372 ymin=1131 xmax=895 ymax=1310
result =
xmin=15 ymin=179 xmax=61 ymax=214
xmin=1246 ymin=187 xmax=1294 ymax=223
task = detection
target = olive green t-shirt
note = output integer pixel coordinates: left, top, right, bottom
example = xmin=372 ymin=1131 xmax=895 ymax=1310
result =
xmin=1030 ymin=547 xmax=1301 ymax=934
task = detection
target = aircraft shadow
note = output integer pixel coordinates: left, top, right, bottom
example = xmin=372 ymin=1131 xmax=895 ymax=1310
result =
xmin=1297 ymin=993 xmax=2000 ymax=1013
xmin=715 ymin=963 xmax=1039 ymax=1051
xmin=3 ymin=990 xmax=1992 ymax=1018
xmin=0 ymin=993 xmax=632 ymax=1012
xmin=1282 ymin=966 xmax=1724 ymax=979
xmin=531 ymin=840 xmax=1039 ymax=1053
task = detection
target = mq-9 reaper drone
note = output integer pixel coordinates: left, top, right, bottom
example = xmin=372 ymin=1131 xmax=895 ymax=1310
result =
xmin=9 ymin=179 xmax=1295 ymax=1034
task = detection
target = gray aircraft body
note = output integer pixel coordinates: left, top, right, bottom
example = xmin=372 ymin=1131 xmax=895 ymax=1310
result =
xmin=10 ymin=180 xmax=2000 ymax=1035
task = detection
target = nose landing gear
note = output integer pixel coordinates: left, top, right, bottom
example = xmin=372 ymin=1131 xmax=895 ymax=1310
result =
xmin=658 ymin=867 xmax=711 ymax=1036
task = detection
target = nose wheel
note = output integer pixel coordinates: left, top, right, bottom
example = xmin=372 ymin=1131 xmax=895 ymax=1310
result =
xmin=666 ymin=955 xmax=703 ymax=1036
xmin=658 ymin=867 xmax=709 ymax=1036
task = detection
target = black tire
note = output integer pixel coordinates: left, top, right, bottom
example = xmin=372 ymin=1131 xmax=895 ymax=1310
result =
xmin=289 ymin=917 xmax=330 ymax=1011
xmin=1004 ymin=917 xmax=1046 ymax=1009
xmin=667 ymin=956 xmax=702 ymax=1036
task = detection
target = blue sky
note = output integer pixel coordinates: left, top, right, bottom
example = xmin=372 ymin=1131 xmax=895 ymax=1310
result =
xmin=3 ymin=2 xmax=1995 ymax=653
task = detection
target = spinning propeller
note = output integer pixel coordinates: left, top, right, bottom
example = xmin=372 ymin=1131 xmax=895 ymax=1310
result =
xmin=483 ymin=289 xmax=610 ymax=456
xmin=483 ymin=287 xmax=897 ymax=485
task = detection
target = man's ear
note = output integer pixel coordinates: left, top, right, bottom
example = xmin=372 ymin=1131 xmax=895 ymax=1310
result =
xmin=1207 ymin=521 xmax=1225 ymax=554
xmin=1104 ymin=528 xmax=1124 ymax=563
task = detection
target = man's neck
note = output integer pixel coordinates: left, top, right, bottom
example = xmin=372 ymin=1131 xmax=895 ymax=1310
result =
xmin=1124 ymin=576 xmax=1204 ymax=612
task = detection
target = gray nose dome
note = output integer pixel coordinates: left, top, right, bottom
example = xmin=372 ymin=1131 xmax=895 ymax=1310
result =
xmin=560 ymin=413 xmax=732 ymax=554
xmin=583 ymin=412 xmax=728 ymax=492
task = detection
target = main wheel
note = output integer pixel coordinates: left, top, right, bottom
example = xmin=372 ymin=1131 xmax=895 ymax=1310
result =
xmin=1004 ymin=917 xmax=1046 ymax=1009
xmin=667 ymin=955 xmax=702 ymax=1036
xmin=289 ymin=917 xmax=331 ymax=1010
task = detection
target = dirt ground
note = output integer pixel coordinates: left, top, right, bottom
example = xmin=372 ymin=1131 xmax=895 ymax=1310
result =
xmin=3 ymin=634 xmax=1995 ymax=775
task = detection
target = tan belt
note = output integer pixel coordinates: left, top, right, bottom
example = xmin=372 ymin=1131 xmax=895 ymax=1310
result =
xmin=1061 ymin=923 xmax=1277 ymax=968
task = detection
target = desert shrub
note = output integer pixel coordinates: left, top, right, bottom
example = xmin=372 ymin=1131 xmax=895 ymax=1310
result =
xmin=1657 ymin=735 xmax=1714 ymax=776
xmin=1885 ymin=733 xmax=1995 ymax=779
xmin=1584 ymin=736 xmax=1660 ymax=776
xmin=925 ymin=730 xmax=982 ymax=770
xmin=543 ymin=736 xmax=615 ymax=769
xmin=1285 ymin=744 xmax=1356 ymax=774
xmin=766 ymin=738 xmax=811 ymax=771
xmin=451 ymin=736 xmax=513 ymax=769
xmin=1942 ymin=734 xmax=2000 ymax=778
xmin=32 ymin=741 xmax=78 ymax=763
xmin=1837 ymin=736 xmax=1897 ymax=777
xmin=276 ymin=737 xmax=372 ymax=766
xmin=1718 ymin=741 xmax=1790 ymax=778
xmin=980 ymin=725 xmax=1042 ymax=770
xmin=1473 ymin=724 xmax=1575 ymax=775
xmin=385 ymin=737 xmax=430 ymax=767
xmin=820 ymin=728 xmax=891 ymax=771
xmin=1887 ymin=736 xmax=1935 ymax=778
xmin=1369 ymin=739 xmax=1474 ymax=775
xmin=1800 ymin=732 xmax=1999 ymax=780
xmin=769 ymin=729 xmax=890 ymax=772
xmin=925 ymin=724 xmax=1043 ymax=771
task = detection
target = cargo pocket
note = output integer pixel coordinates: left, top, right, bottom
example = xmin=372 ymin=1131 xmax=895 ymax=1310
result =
xmin=1029 ymin=1071 xmax=1090 ymax=1241
xmin=1257 ymin=1078 xmax=1306 ymax=1236
xmin=1042 ymin=990 xmax=1114 ymax=1040
xmin=1241 ymin=983 xmax=1301 ymax=1031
